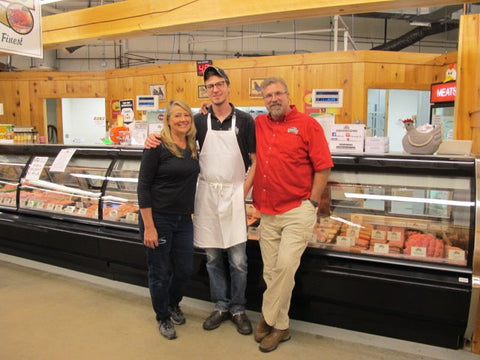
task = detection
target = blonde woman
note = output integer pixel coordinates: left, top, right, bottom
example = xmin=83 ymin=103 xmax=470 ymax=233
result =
xmin=137 ymin=100 xmax=200 ymax=340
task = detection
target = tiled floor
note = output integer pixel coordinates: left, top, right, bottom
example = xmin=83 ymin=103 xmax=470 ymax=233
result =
xmin=0 ymin=253 xmax=478 ymax=360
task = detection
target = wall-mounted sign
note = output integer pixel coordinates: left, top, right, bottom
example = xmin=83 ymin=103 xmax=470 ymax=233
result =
xmin=430 ymin=82 xmax=456 ymax=103
xmin=0 ymin=0 xmax=43 ymax=58
xmin=312 ymin=89 xmax=343 ymax=108
xmin=120 ymin=99 xmax=135 ymax=123
xmin=196 ymin=60 xmax=212 ymax=76
xmin=136 ymin=95 xmax=159 ymax=111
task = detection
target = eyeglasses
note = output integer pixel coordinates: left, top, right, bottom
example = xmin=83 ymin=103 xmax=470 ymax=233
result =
xmin=263 ymin=91 xmax=288 ymax=101
xmin=205 ymin=80 xmax=226 ymax=90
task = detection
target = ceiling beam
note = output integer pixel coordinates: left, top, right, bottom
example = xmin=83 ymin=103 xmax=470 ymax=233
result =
xmin=41 ymin=0 xmax=469 ymax=50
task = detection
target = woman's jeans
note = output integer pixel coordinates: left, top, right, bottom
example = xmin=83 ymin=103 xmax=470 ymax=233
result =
xmin=204 ymin=242 xmax=248 ymax=314
xmin=141 ymin=213 xmax=194 ymax=322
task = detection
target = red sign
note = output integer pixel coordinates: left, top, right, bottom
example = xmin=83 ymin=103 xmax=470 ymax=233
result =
xmin=196 ymin=60 xmax=212 ymax=76
xmin=430 ymin=82 xmax=456 ymax=103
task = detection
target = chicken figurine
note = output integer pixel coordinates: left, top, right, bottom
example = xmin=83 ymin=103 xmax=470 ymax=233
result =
xmin=402 ymin=118 xmax=443 ymax=155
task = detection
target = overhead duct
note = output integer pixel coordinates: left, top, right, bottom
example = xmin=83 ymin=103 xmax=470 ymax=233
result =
xmin=371 ymin=21 xmax=459 ymax=51
xmin=369 ymin=5 xmax=463 ymax=51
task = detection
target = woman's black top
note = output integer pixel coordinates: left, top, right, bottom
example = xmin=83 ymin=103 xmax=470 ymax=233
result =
xmin=137 ymin=144 xmax=200 ymax=215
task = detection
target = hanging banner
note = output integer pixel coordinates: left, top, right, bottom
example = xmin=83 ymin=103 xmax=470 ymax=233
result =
xmin=0 ymin=0 xmax=43 ymax=58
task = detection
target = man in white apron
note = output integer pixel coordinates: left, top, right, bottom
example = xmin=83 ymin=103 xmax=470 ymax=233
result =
xmin=146 ymin=66 xmax=256 ymax=335
xmin=195 ymin=66 xmax=256 ymax=335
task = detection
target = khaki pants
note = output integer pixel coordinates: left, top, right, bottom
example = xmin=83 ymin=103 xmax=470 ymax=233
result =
xmin=259 ymin=200 xmax=317 ymax=330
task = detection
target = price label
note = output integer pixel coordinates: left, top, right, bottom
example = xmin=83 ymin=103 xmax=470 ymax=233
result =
xmin=387 ymin=231 xmax=401 ymax=241
xmin=54 ymin=205 xmax=63 ymax=212
xmin=448 ymin=249 xmax=465 ymax=261
xmin=25 ymin=157 xmax=48 ymax=181
xmin=77 ymin=208 xmax=88 ymax=216
xmin=125 ymin=212 xmax=138 ymax=223
xmin=319 ymin=217 xmax=332 ymax=227
xmin=371 ymin=230 xmax=386 ymax=241
xmin=64 ymin=206 xmax=76 ymax=214
xmin=350 ymin=214 xmax=363 ymax=224
xmin=411 ymin=246 xmax=427 ymax=257
xmin=373 ymin=243 xmax=389 ymax=254
xmin=346 ymin=227 xmax=360 ymax=238
xmin=46 ymin=203 xmax=55 ymax=211
xmin=27 ymin=200 xmax=36 ymax=208
xmin=336 ymin=236 xmax=352 ymax=247
xmin=35 ymin=201 xmax=44 ymax=209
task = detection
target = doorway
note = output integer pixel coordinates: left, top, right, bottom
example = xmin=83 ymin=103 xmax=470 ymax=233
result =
xmin=367 ymin=89 xmax=430 ymax=152
xmin=45 ymin=98 xmax=106 ymax=145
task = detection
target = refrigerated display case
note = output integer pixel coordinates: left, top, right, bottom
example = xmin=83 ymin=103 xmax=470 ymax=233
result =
xmin=0 ymin=153 xmax=29 ymax=209
xmin=102 ymin=158 xmax=140 ymax=227
xmin=0 ymin=145 xmax=477 ymax=349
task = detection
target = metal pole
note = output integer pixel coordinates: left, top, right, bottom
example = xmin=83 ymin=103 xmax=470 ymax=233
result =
xmin=333 ymin=15 xmax=339 ymax=52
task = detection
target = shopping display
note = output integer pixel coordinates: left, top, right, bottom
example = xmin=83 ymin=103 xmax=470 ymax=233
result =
xmin=0 ymin=144 xmax=477 ymax=349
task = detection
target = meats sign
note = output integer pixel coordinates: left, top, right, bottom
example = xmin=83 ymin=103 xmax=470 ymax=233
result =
xmin=430 ymin=82 xmax=456 ymax=103
xmin=0 ymin=0 xmax=42 ymax=58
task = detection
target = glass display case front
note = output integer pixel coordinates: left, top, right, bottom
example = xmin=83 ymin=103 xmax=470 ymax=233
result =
xmin=0 ymin=154 xmax=30 ymax=208
xmin=102 ymin=158 xmax=140 ymax=226
xmin=246 ymin=155 xmax=475 ymax=268
xmin=309 ymin=161 xmax=473 ymax=267
xmin=19 ymin=155 xmax=111 ymax=220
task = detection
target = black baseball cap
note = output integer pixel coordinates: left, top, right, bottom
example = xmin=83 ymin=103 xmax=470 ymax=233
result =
xmin=203 ymin=65 xmax=230 ymax=84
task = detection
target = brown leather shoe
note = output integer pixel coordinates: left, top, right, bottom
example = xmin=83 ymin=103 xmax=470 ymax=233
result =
xmin=254 ymin=315 xmax=272 ymax=343
xmin=259 ymin=328 xmax=291 ymax=353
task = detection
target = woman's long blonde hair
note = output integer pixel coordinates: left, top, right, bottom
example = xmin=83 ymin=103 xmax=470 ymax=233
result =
xmin=160 ymin=100 xmax=198 ymax=159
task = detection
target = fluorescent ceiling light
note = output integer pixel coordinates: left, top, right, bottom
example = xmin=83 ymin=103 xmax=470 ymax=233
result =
xmin=409 ymin=21 xmax=431 ymax=27
xmin=344 ymin=192 xmax=474 ymax=207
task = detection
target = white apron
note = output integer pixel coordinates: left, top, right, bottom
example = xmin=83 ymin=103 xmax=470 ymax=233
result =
xmin=194 ymin=113 xmax=247 ymax=249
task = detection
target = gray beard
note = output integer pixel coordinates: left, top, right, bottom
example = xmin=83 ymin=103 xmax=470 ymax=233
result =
xmin=269 ymin=105 xmax=284 ymax=119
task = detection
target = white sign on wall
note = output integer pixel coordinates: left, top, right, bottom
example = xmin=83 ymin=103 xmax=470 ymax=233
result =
xmin=0 ymin=0 xmax=43 ymax=58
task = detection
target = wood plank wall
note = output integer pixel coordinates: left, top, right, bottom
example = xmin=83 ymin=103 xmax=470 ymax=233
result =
xmin=0 ymin=50 xmax=453 ymax=143
xmin=105 ymin=50 xmax=451 ymax=125
xmin=0 ymin=72 xmax=106 ymax=138
xmin=457 ymin=14 xmax=480 ymax=354
xmin=456 ymin=14 xmax=480 ymax=155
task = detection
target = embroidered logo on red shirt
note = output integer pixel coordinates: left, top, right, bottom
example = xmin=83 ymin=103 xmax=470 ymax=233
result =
xmin=287 ymin=127 xmax=298 ymax=134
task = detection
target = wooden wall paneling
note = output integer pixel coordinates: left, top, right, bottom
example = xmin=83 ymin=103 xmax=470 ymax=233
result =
xmin=171 ymin=72 xmax=195 ymax=104
xmin=238 ymin=67 xmax=276 ymax=108
xmin=0 ymin=50 xmax=458 ymax=137
xmin=371 ymin=63 xmax=406 ymax=84
xmin=223 ymin=68 xmax=243 ymax=105
xmin=12 ymin=81 xmax=29 ymax=127
xmin=294 ymin=65 xmax=307 ymax=114
xmin=351 ymin=62 xmax=367 ymax=123
xmin=0 ymin=81 xmax=13 ymax=123
xmin=404 ymin=65 xmax=435 ymax=89
xmin=455 ymin=14 xmax=480 ymax=155
xmin=55 ymin=99 xmax=63 ymax=144
xmin=302 ymin=63 xmax=353 ymax=123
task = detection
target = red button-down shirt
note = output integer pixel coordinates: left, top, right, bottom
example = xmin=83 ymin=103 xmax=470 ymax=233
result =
xmin=253 ymin=105 xmax=333 ymax=215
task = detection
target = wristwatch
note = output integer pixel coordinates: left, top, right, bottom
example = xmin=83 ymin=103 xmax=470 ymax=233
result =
xmin=308 ymin=199 xmax=319 ymax=207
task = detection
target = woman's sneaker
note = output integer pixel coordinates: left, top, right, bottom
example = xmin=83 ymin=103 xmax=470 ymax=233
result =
xmin=159 ymin=318 xmax=177 ymax=340
xmin=168 ymin=305 xmax=186 ymax=325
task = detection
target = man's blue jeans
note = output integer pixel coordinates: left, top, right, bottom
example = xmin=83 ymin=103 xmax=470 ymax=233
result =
xmin=204 ymin=242 xmax=248 ymax=314
xmin=141 ymin=213 xmax=194 ymax=322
